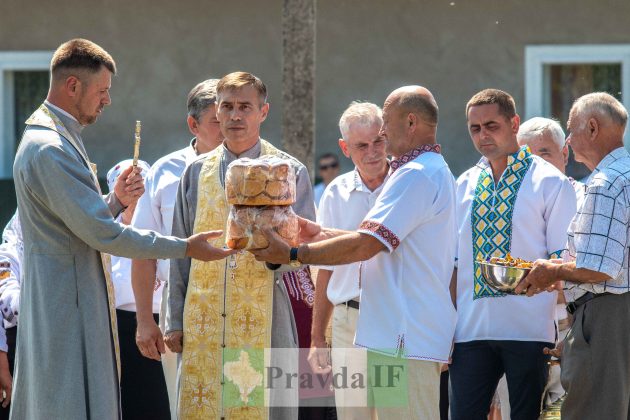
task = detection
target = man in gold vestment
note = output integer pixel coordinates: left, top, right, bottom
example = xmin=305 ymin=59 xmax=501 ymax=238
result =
xmin=166 ymin=72 xmax=316 ymax=420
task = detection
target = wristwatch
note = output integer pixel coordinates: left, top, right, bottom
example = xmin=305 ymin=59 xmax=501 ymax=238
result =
xmin=289 ymin=247 xmax=301 ymax=267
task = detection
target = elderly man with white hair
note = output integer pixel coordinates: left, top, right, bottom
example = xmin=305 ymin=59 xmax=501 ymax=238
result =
xmin=310 ymin=101 xmax=388 ymax=420
xmin=518 ymin=117 xmax=585 ymax=208
xmin=516 ymin=92 xmax=630 ymax=420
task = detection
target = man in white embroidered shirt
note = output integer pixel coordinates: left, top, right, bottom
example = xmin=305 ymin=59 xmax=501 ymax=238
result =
xmin=310 ymin=101 xmax=388 ymax=420
xmin=449 ymin=89 xmax=576 ymax=420
xmin=516 ymin=92 xmax=630 ymax=420
xmin=253 ymin=86 xmax=457 ymax=420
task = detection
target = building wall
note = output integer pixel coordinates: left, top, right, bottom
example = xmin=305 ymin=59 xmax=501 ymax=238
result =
xmin=1 ymin=0 xmax=284 ymax=180
xmin=315 ymin=0 xmax=630 ymax=175
xmin=1 ymin=0 xmax=629 ymax=184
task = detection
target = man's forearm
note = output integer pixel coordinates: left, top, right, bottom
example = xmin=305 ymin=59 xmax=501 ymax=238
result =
xmin=311 ymin=270 xmax=334 ymax=344
xmin=105 ymin=191 xmax=124 ymax=217
xmin=298 ymin=232 xmax=385 ymax=266
xmin=132 ymin=259 xmax=158 ymax=322
xmin=556 ymin=262 xmax=612 ymax=284
xmin=319 ymin=228 xmax=352 ymax=241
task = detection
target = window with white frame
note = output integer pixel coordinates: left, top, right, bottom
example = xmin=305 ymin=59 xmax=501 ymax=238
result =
xmin=0 ymin=51 xmax=52 ymax=178
xmin=525 ymin=45 xmax=630 ymax=179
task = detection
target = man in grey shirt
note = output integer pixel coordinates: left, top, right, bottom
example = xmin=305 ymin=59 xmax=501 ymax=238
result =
xmin=166 ymin=72 xmax=315 ymax=420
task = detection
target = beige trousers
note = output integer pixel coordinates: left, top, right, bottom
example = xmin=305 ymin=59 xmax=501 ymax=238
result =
xmin=331 ymin=304 xmax=377 ymax=420
xmin=372 ymin=356 xmax=442 ymax=420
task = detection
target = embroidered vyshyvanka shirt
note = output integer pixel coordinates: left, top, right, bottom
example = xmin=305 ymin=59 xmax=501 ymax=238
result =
xmin=455 ymin=147 xmax=576 ymax=343
xmin=355 ymin=145 xmax=457 ymax=362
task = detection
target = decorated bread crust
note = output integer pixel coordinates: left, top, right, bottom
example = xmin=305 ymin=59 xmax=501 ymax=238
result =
xmin=226 ymin=205 xmax=299 ymax=250
xmin=226 ymin=156 xmax=296 ymax=205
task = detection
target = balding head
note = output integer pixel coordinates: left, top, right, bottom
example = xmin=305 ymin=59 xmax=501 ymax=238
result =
xmin=384 ymin=86 xmax=439 ymax=126
xmin=381 ymin=86 xmax=439 ymax=157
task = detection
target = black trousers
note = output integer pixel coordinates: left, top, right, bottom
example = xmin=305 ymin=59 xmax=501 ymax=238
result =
xmin=117 ymin=309 xmax=171 ymax=420
xmin=0 ymin=326 xmax=16 ymax=420
xmin=449 ymin=340 xmax=552 ymax=420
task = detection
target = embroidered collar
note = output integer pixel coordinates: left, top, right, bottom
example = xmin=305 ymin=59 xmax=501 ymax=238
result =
xmin=470 ymin=144 xmax=533 ymax=300
xmin=476 ymin=145 xmax=531 ymax=174
xmin=390 ymin=144 xmax=441 ymax=173
xmin=594 ymin=147 xmax=629 ymax=174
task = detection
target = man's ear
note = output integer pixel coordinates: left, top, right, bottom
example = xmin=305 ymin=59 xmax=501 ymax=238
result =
xmin=338 ymin=138 xmax=350 ymax=158
xmin=187 ymin=115 xmax=198 ymax=136
xmin=407 ymin=113 xmax=417 ymax=133
xmin=587 ymin=117 xmax=599 ymax=142
xmin=562 ymin=144 xmax=569 ymax=167
xmin=260 ymin=102 xmax=270 ymax=122
xmin=511 ymin=114 xmax=521 ymax=134
xmin=66 ymin=76 xmax=80 ymax=97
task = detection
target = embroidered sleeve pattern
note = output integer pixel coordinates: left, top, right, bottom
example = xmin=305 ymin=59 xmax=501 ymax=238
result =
xmin=359 ymin=220 xmax=401 ymax=251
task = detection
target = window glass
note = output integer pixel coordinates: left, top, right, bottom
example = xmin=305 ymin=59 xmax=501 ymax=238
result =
xmin=13 ymin=71 xmax=49 ymax=151
xmin=545 ymin=63 xmax=622 ymax=179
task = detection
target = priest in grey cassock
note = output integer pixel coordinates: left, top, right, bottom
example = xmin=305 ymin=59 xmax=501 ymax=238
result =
xmin=10 ymin=39 xmax=235 ymax=420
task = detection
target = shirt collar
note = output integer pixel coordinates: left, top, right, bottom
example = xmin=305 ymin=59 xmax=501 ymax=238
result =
xmin=351 ymin=164 xmax=390 ymax=193
xmin=222 ymin=139 xmax=262 ymax=160
xmin=390 ymin=144 xmax=441 ymax=173
xmin=594 ymin=147 xmax=629 ymax=173
xmin=44 ymin=100 xmax=80 ymax=124
xmin=476 ymin=145 xmax=531 ymax=171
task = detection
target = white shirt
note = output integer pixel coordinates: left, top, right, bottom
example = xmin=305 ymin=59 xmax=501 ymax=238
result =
xmin=455 ymin=150 xmax=576 ymax=343
xmin=111 ymin=254 xmax=137 ymax=311
xmin=565 ymin=147 xmax=630 ymax=300
xmin=355 ymin=147 xmax=457 ymax=362
xmin=317 ymin=169 xmax=387 ymax=305
xmin=313 ymin=182 xmax=326 ymax=208
xmin=131 ymin=142 xmax=198 ymax=308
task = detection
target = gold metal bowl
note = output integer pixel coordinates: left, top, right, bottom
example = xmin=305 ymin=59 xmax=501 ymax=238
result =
xmin=479 ymin=261 xmax=530 ymax=294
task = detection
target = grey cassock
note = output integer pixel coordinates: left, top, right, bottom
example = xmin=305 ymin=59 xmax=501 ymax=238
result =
xmin=10 ymin=103 xmax=188 ymax=420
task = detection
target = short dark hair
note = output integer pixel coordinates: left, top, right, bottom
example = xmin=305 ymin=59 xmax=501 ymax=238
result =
xmin=51 ymin=39 xmax=116 ymax=82
xmin=466 ymin=88 xmax=516 ymax=120
xmin=217 ymin=71 xmax=267 ymax=105
xmin=187 ymin=79 xmax=219 ymax=121
xmin=318 ymin=153 xmax=339 ymax=163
